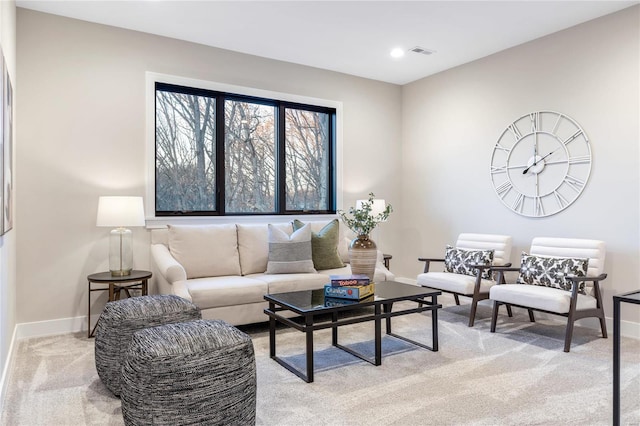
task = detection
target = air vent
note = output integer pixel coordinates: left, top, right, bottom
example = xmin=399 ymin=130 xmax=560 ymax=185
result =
xmin=410 ymin=46 xmax=436 ymax=56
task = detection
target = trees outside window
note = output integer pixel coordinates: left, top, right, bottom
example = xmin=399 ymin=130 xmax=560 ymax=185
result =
xmin=155 ymin=83 xmax=335 ymax=216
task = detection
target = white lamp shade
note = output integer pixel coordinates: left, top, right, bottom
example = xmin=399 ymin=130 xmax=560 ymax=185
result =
xmin=356 ymin=199 xmax=386 ymax=218
xmin=96 ymin=196 xmax=145 ymax=227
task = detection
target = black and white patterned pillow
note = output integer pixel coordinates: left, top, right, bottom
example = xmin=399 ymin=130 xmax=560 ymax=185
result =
xmin=444 ymin=245 xmax=494 ymax=279
xmin=516 ymin=252 xmax=588 ymax=292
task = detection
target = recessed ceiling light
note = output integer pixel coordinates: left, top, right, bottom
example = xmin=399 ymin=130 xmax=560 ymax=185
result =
xmin=390 ymin=48 xmax=405 ymax=58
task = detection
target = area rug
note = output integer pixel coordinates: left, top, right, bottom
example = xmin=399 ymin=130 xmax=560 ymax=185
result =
xmin=2 ymin=299 xmax=639 ymax=425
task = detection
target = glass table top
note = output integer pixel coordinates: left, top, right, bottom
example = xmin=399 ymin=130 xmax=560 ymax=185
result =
xmin=265 ymin=281 xmax=440 ymax=313
xmin=614 ymin=290 xmax=640 ymax=304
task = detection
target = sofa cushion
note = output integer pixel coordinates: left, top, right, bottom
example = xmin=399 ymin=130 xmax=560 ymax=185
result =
xmin=516 ymin=252 xmax=588 ymax=292
xmin=237 ymin=223 xmax=292 ymax=275
xmin=490 ymin=284 xmax=597 ymax=314
xmin=444 ymin=245 xmax=494 ymax=279
xmin=266 ymin=224 xmax=316 ymax=274
xmin=178 ymin=276 xmax=268 ymax=309
xmin=168 ymin=224 xmax=241 ymax=279
xmin=293 ymin=219 xmax=344 ymax=270
xmin=252 ymin=273 xmax=329 ymax=294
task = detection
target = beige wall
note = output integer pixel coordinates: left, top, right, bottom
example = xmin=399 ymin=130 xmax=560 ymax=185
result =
xmin=14 ymin=6 xmax=640 ymax=332
xmin=400 ymin=6 xmax=640 ymax=325
xmin=0 ymin=0 xmax=16 ymax=406
xmin=15 ymin=9 xmax=402 ymax=326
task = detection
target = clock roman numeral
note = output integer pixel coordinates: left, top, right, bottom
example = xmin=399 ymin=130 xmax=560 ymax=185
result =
xmin=563 ymin=129 xmax=583 ymax=145
xmin=494 ymin=143 xmax=511 ymax=153
xmin=564 ymin=175 xmax=585 ymax=193
xmin=552 ymin=114 xmax=564 ymax=134
xmin=512 ymin=193 xmax=524 ymax=213
xmin=568 ymin=155 xmax=590 ymax=165
xmin=534 ymin=196 xmax=544 ymax=217
xmin=553 ymin=190 xmax=568 ymax=208
xmin=495 ymin=181 xmax=513 ymax=198
xmin=508 ymin=124 xmax=523 ymax=140
xmin=529 ymin=112 xmax=539 ymax=133
xmin=491 ymin=165 xmax=507 ymax=174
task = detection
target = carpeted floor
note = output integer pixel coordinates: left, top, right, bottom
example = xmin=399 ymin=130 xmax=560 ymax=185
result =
xmin=2 ymin=298 xmax=639 ymax=425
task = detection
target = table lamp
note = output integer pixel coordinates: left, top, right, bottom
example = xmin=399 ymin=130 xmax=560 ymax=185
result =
xmin=96 ymin=196 xmax=145 ymax=276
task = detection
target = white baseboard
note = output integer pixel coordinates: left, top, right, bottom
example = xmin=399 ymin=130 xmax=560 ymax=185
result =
xmin=393 ymin=277 xmax=640 ymax=339
xmin=15 ymin=315 xmax=91 ymax=340
xmin=0 ymin=325 xmax=17 ymax=415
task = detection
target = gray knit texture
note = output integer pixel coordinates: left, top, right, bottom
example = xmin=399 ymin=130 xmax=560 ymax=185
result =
xmin=121 ymin=320 xmax=257 ymax=426
xmin=94 ymin=295 xmax=201 ymax=396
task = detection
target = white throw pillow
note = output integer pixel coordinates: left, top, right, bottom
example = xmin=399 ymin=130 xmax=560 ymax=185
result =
xmin=265 ymin=223 xmax=317 ymax=274
xmin=168 ymin=224 xmax=241 ymax=279
xmin=237 ymin=223 xmax=292 ymax=275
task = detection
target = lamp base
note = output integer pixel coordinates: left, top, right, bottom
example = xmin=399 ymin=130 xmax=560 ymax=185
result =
xmin=109 ymin=227 xmax=134 ymax=277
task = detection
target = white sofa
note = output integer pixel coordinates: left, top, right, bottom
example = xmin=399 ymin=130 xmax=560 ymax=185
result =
xmin=150 ymin=220 xmax=394 ymax=326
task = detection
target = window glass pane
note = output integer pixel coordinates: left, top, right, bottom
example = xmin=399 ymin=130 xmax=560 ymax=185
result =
xmin=155 ymin=89 xmax=216 ymax=212
xmin=225 ymin=100 xmax=276 ymax=213
xmin=285 ymin=108 xmax=330 ymax=211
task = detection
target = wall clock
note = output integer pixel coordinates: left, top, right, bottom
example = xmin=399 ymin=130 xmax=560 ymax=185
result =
xmin=490 ymin=111 xmax=591 ymax=217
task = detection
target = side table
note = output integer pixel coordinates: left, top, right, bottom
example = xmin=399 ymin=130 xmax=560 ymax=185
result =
xmin=613 ymin=290 xmax=640 ymax=426
xmin=87 ymin=270 xmax=152 ymax=338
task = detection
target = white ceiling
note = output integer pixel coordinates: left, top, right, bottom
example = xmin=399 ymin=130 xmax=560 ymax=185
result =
xmin=17 ymin=0 xmax=639 ymax=85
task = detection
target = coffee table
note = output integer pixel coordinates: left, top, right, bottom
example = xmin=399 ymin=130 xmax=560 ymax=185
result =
xmin=263 ymin=281 xmax=441 ymax=382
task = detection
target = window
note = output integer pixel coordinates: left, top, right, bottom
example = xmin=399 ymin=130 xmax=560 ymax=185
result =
xmin=154 ymin=82 xmax=336 ymax=216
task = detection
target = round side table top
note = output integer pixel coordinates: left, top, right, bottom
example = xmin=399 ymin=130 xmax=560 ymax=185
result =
xmin=88 ymin=270 xmax=152 ymax=283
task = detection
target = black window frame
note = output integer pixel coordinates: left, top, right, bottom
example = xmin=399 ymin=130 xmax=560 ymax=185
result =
xmin=154 ymin=82 xmax=337 ymax=217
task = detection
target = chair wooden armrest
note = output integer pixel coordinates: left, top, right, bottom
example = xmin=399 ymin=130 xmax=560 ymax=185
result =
xmin=565 ymin=273 xmax=608 ymax=283
xmin=489 ymin=265 xmax=519 ymax=284
xmin=417 ymin=257 xmax=445 ymax=273
xmin=470 ymin=262 xmax=512 ymax=271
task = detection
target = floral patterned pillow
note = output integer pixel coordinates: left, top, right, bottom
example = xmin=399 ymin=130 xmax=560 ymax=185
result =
xmin=516 ymin=252 xmax=588 ymax=292
xmin=444 ymin=245 xmax=494 ymax=279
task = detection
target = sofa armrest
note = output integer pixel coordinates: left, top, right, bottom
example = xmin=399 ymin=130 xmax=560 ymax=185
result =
xmin=151 ymin=244 xmax=187 ymax=284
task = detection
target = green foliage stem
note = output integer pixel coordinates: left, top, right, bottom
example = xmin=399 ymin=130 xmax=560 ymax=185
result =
xmin=338 ymin=193 xmax=393 ymax=236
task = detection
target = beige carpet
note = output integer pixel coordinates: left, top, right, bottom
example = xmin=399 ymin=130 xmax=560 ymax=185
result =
xmin=2 ymin=298 xmax=639 ymax=425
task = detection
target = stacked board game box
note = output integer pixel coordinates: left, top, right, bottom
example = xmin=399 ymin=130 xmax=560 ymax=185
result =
xmin=324 ymin=282 xmax=375 ymax=300
xmin=325 ymin=294 xmax=375 ymax=307
xmin=328 ymin=274 xmax=370 ymax=287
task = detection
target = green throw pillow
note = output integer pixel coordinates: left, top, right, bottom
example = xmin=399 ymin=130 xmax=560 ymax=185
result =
xmin=293 ymin=219 xmax=345 ymax=270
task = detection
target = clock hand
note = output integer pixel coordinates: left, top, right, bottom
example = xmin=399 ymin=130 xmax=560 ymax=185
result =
xmin=522 ymin=150 xmax=556 ymax=174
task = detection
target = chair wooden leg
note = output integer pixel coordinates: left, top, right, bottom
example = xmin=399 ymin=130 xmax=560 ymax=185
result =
xmin=599 ymin=314 xmax=608 ymax=338
xmin=564 ymin=319 xmax=575 ymax=352
xmin=468 ymin=298 xmax=478 ymax=327
xmin=506 ymin=304 xmax=513 ymax=317
xmin=528 ymin=309 xmax=535 ymax=322
xmin=593 ymin=284 xmax=608 ymax=338
xmin=490 ymin=301 xmax=500 ymax=332
xmin=454 ymin=294 xmax=460 ymax=305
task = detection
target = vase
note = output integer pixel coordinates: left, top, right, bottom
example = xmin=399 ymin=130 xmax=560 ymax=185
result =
xmin=349 ymin=234 xmax=378 ymax=281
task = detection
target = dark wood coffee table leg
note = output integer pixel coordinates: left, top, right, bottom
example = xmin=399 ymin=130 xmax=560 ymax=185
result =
xmin=332 ymin=312 xmax=338 ymax=345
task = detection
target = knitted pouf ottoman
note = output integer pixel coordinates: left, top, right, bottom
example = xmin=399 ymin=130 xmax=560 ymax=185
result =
xmin=94 ymin=294 xmax=201 ymax=396
xmin=121 ymin=319 xmax=256 ymax=426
